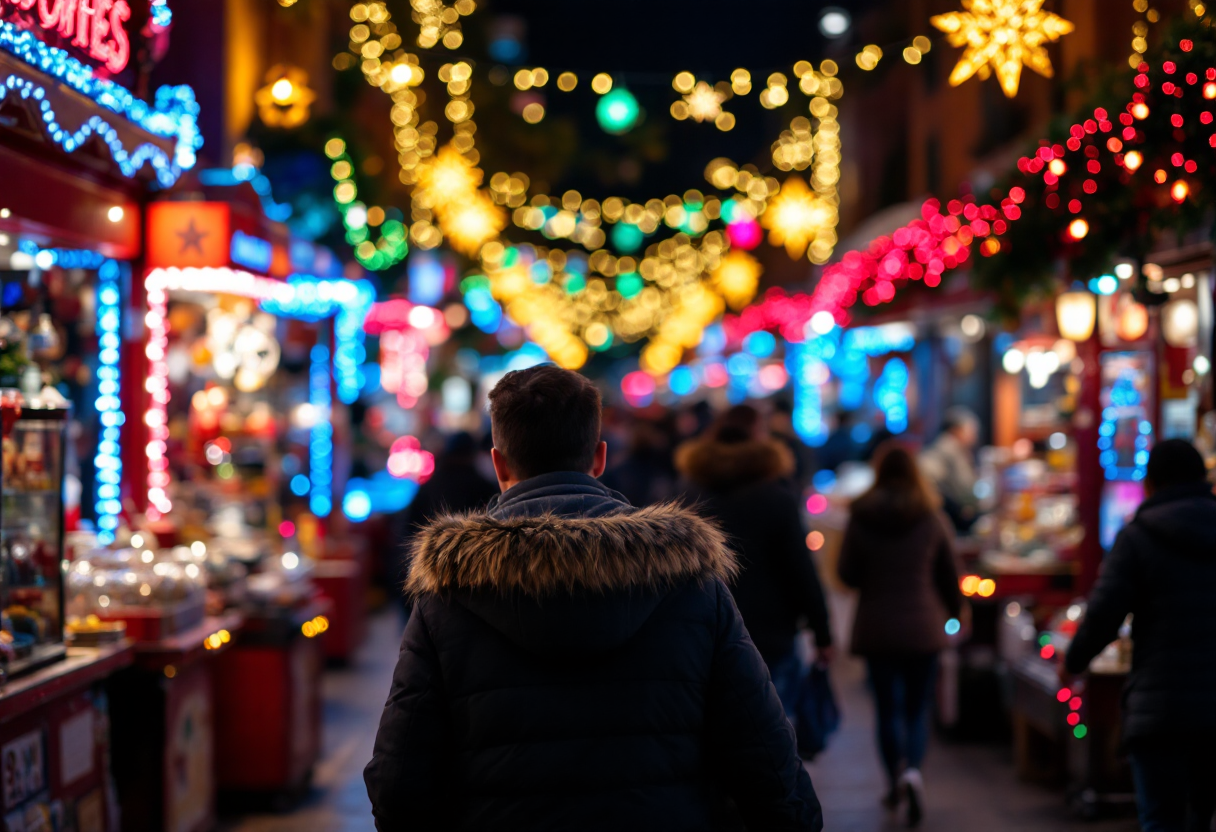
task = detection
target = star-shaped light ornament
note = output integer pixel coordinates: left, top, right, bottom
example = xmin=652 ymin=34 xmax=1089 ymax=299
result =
xmin=670 ymin=75 xmax=735 ymax=131
xmin=931 ymin=0 xmax=1074 ymax=98
xmin=761 ymin=176 xmax=838 ymax=260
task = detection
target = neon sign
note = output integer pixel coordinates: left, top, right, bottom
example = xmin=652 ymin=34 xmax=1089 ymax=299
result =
xmin=230 ymin=230 xmax=273 ymax=274
xmin=0 ymin=0 xmax=132 ymax=73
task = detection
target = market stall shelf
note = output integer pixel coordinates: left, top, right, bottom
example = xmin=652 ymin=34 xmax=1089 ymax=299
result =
xmin=0 ymin=642 xmax=132 ymax=832
xmin=107 ymin=612 xmax=242 ymax=832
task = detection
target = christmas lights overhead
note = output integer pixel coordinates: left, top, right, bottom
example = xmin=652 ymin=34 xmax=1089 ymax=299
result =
xmin=931 ymin=0 xmax=1075 ymax=98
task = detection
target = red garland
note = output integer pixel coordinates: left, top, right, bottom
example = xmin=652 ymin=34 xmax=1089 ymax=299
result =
xmin=724 ymin=39 xmax=1214 ymax=344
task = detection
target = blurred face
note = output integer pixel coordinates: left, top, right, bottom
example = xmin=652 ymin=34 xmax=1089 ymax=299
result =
xmin=953 ymin=420 xmax=979 ymax=448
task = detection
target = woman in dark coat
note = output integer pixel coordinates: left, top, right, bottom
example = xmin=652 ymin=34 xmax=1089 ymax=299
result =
xmin=675 ymin=405 xmax=834 ymax=714
xmin=837 ymin=442 xmax=962 ymax=827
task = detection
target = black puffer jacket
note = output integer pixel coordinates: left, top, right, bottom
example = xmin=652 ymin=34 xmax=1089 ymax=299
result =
xmin=675 ymin=437 xmax=833 ymax=665
xmin=364 ymin=472 xmax=823 ymax=831
xmin=1066 ymin=482 xmax=1216 ymax=741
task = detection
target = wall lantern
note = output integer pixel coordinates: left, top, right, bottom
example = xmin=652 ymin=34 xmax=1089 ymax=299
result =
xmin=1056 ymin=288 xmax=1096 ymax=343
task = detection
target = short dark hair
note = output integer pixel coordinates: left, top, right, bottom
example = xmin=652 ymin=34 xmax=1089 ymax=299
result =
xmin=1146 ymin=439 xmax=1207 ymax=490
xmin=488 ymin=365 xmax=602 ymax=479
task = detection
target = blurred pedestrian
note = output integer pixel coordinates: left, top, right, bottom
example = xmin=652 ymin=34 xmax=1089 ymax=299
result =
xmin=675 ymin=404 xmax=834 ymax=716
xmin=837 ymin=442 xmax=962 ymax=827
xmin=601 ymin=415 xmax=678 ymax=506
xmin=1064 ymin=439 xmax=1216 ymax=832
xmin=365 ymin=366 xmax=823 ymax=831
xmin=390 ymin=431 xmax=498 ymax=620
xmin=919 ymin=406 xmax=981 ymax=532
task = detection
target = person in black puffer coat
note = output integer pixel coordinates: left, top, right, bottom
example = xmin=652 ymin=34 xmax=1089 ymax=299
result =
xmin=364 ymin=366 xmax=823 ymax=832
xmin=1065 ymin=439 xmax=1216 ymax=832
xmin=675 ymin=405 xmax=834 ymax=706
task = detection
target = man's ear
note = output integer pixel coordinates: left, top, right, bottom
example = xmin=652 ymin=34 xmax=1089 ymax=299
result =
xmin=590 ymin=441 xmax=608 ymax=478
xmin=490 ymin=448 xmax=514 ymax=489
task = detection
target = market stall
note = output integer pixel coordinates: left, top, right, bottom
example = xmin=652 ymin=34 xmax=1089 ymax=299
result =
xmin=92 ymin=189 xmax=376 ymax=806
xmin=0 ymin=3 xmax=204 ymax=827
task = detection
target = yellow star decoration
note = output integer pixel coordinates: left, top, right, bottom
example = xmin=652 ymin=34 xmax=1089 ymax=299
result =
xmin=761 ymin=176 xmax=838 ymax=260
xmin=931 ymin=0 xmax=1075 ymax=98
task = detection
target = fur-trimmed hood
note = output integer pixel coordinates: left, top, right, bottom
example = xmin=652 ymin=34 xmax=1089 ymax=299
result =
xmin=674 ymin=436 xmax=795 ymax=492
xmin=404 ymin=473 xmax=737 ymax=655
xmin=406 ymin=502 xmax=737 ymax=597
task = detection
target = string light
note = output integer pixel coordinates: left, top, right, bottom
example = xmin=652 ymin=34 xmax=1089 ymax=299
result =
xmin=931 ymin=0 xmax=1075 ymax=97
xmin=94 ymin=261 xmax=124 ymax=543
xmin=309 ymin=344 xmax=333 ymax=517
xmin=142 ymin=270 xmax=373 ymax=515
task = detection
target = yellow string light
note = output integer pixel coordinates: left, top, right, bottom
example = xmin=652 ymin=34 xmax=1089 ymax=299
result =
xmin=337 ymin=0 xmax=845 ymax=368
xmin=931 ymin=0 xmax=1075 ymax=98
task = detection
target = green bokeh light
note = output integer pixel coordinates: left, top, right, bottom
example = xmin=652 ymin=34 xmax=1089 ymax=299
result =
xmin=596 ymin=88 xmax=640 ymax=135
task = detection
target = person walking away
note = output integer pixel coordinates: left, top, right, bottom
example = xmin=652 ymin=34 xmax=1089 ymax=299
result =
xmin=919 ymin=406 xmax=981 ymax=532
xmin=1063 ymin=439 xmax=1216 ymax=832
xmin=389 ymin=431 xmax=498 ymax=620
xmin=837 ymin=442 xmax=962 ymax=827
xmin=675 ymin=404 xmax=834 ymax=717
xmin=365 ymin=366 xmax=823 ymax=831
xmin=600 ymin=415 xmax=679 ymax=506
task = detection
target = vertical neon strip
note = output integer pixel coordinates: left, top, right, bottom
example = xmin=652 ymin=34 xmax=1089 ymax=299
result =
xmin=334 ymin=281 xmax=374 ymax=404
xmin=787 ymin=340 xmax=828 ymax=447
xmin=144 ymin=273 xmax=172 ymax=520
xmin=309 ymin=343 xmax=333 ymax=517
xmin=93 ymin=260 xmax=123 ymax=543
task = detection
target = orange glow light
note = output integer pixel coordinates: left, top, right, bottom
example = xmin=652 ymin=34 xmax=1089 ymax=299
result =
xmin=1171 ymin=180 xmax=1189 ymax=202
xmin=1131 ymin=102 xmax=1149 ymax=119
xmin=1154 ymin=169 xmax=1168 ymax=184
xmin=977 ymin=578 xmax=996 ymax=597
xmin=1068 ymin=218 xmax=1089 ymax=240
xmin=806 ymin=530 xmax=825 ymax=551
xmin=1123 ymin=150 xmax=1143 ymax=171
xmin=1048 ymin=158 xmax=1066 ymax=176
xmin=960 ymin=575 xmax=980 ymax=596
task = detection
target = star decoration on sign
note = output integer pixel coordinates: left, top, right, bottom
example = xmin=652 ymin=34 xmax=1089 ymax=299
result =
xmin=177 ymin=218 xmax=209 ymax=254
xmin=931 ymin=0 xmax=1075 ymax=98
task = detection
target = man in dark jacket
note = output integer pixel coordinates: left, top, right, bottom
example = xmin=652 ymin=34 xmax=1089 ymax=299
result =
xmin=365 ymin=366 xmax=823 ymax=831
xmin=1065 ymin=439 xmax=1216 ymax=832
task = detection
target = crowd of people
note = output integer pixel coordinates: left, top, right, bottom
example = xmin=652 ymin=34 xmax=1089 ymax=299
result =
xmin=367 ymin=365 xmax=1214 ymax=832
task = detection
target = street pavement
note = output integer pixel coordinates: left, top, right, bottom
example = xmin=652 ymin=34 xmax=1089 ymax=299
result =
xmin=222 ymin=599 xmax=1139 ymax=832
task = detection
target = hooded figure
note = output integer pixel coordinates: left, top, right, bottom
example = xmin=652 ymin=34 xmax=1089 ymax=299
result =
xmin=1065 ymin=439 xmax=1216 ymax=832
xmin=365 ymin=367 xmax=823 ymax=832
xmin=674 ymin=405 xmax=833 ymax=674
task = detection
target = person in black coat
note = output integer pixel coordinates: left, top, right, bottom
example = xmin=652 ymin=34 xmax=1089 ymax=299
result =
xmin=365 ymin=366 xmax=823 ymax=832
xmin=1065 ymin=439 xmax=1216 ymax=832
xmin=674 ymin=405 xmax=834 ymax=714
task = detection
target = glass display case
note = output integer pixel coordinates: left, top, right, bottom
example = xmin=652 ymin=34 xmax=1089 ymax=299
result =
xmin=0 ymin=394 xmax=68 ymax=676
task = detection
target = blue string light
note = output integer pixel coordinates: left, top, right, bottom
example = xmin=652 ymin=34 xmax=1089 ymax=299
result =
xmin=786 ymin=340 xmax=829 ymax=446
xmin=0 ymin=20 xmax=200 ymax=183
xmin=198 ymin=165 xmax=293 ymax=222
xmin=93 ymin=260 xmax=124 ymax=543
xmin=1099 ymin=370 xmax=1152 ymax=481
xmin=874 ymin=358 xmax=910 ymax=434
xmin=309 ymin=344 xmax=334 ymax=518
